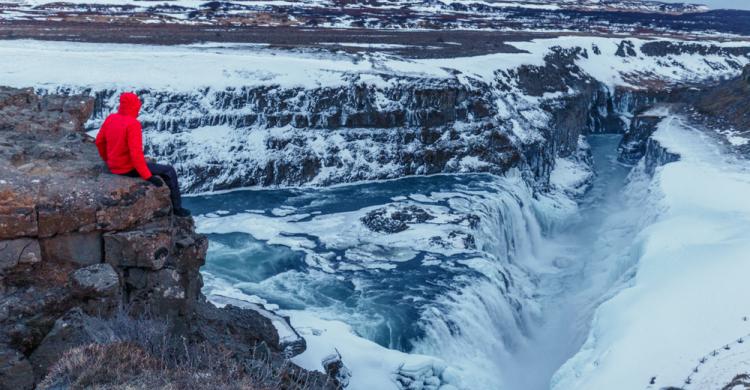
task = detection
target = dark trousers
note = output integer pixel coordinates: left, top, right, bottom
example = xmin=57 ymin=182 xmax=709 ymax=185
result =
xmin=125 ymin=162 xmax=182 ymax=209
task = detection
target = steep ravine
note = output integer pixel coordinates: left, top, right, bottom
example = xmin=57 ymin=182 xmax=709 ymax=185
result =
xmin=184 ymin=109 xmax=688 ymax=389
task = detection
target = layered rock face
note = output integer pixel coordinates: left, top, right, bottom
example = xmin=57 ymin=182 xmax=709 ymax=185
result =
xmin=0 ymin=87 xmax=324 ymax=389
xmin=56 ymin=46 xmax=656 ymax=194
xmin=617 ymin=112 xmax=665 ymax=165
xmin=43 ymin=38 xmax=738 ymax=195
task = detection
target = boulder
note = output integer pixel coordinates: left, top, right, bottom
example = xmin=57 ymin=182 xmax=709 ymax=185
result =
xmin=0 ymin=188 xmax=37 ymax=239
xmin=361 ymin=205 xmax=435 ymax=233
xmin=193 ymin=302 xmax=285 ymax=355
xmin=37 ymin=197 xmax=97 ymax=237
xmin=28 ymin=308 xmax=106 ymax=382
xmin=40 ymin=232 xmax=102 ymax=266
xmin=0 ymin=239 xmax=41 ymax=273
xmin=322 ymin=351 xmax=351 ymax=388
xmin=104 ymin=229 xmax=172 ymax=270
xmin=70 ymin=264 xmax=119 ymax=297
xmin=95 ymin=180 xmax=172 ymax=232
xmin=61 ymin=96 xmax=95 ymax=126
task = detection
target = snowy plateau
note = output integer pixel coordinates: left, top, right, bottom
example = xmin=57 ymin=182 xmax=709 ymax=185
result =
xmin=2 ymin=0 xmax=750 ymax=389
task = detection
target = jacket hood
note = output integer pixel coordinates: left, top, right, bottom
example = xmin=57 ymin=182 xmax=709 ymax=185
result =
xmin=118 ymin=92 xmax=142 ymax=118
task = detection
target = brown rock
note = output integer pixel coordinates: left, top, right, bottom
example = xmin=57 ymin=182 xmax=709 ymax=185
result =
xmin=37 ymin=197 xmax=97 ymax=238
xmin=62 ymin=97 xmax=95 ymax=127
xmin=96 ymin=179 xmax=172 ymax=231
xmin=0 ymin=87 xmax=36 ymax=110
xmin=40 ymin=232 xmax=102 ymax=266
xmin=0 ymin=189 xmax=37 ymax=240
xmin=104 ymin=229 xmax=172 ymax=270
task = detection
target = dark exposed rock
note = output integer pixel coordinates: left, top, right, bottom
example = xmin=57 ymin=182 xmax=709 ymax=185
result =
xmin=721 ymin=373 xmax=750 ymax=390
xmin=361 ymin=205 xmax=435 ymax=233
xmin=615 ymin=40 xmax=637 ymax=57
xmin=40 ymin=232 xmax=102 ymax=266
xmin=70 ymin=264 xmax=119 ymax=297
xmin=104 ymin=228 xmax=173 ymax=270
xmin=694 ymin=66 xmax=750 ymax=145
xmin=189 ymin=301 xmax=306 ymax=357
xmin=618 ymin=109 xmax=668 ymax=165
xmin=28 ymin=308 xmax=101 ymax=382
xmin=644 ymin=137 xmax=681 ymax=176
xmin=641 ymin=41 xmax=750 ymax=58
xmin=0 ymin=87 xmax=330 ymax=389
xmin=322 ymin=351 xmax=351 ymax=388
xmin=0 ymin=347 xmax=33 ymax=390
xmin=0 ymin=239 xmax=41 ymax=273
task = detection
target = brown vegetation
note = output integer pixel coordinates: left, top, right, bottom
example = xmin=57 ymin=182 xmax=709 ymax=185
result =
xmin=38 ymin=310 xmax=327 ymax=390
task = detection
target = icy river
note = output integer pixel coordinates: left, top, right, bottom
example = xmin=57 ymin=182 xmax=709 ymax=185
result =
xmin=183 ymin=135 xmax=644 ymax=389
xmin=184 ymin=127 xmax=750 ymax=389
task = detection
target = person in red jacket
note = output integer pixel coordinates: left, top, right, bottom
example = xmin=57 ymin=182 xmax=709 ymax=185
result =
xmin=95 ymin=92 xmax=191 ymax=217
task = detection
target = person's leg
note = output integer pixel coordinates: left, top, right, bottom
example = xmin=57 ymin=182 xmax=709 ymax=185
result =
xmin=146 ymin=162 xmax=183 ymax=210
xmin=122 ymin=170 xmax=140 ymax=178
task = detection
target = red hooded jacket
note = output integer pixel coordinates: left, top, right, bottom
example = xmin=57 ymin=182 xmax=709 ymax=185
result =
xmin=95 ymin=92 xmax=152 ymax=180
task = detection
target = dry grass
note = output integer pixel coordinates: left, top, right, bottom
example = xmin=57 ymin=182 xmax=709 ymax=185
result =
xmin=38 ymin=309 xmax=328 ymax=390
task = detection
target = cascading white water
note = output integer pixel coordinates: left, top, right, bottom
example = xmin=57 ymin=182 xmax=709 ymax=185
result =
xmin=408 ymin=172 xmax=553 ymax=389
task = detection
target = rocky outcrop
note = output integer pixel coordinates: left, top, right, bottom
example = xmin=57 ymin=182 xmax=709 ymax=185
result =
xmin=643 ymin=135 xmax=681 ymax=176
xmin=640 ymin=41 xmax=750 ymax=58
xmin=618 ymin=109 xmax=669 ymax=165
xmin=59 ymin=80 xmax=521 ymax=193
xmin=0 ymin=87 xmax=331 ymax=389
xmin=695 ymin=65 xmax=750 ymax=146
xmin=361 ymin=205 xmax=436 ymax=234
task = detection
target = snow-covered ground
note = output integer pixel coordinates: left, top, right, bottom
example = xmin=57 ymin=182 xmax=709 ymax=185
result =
xmin=553 ymin=117 xmax=750 ymax=390
xmin=0 ymin=37 xmax=746 ymax=91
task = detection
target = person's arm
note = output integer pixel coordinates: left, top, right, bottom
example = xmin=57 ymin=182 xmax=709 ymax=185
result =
xmin=127 ymin=121 xmax=153 ymax=180
xmin=94 ymin=123 xmax=108 ymax=161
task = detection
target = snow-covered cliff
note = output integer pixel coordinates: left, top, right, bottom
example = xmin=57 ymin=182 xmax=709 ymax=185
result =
xmin=2 ymin=37 xmax=746 ymax=193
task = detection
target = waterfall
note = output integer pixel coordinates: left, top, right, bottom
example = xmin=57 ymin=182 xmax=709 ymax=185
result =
xmin=408 ymin=170 xmax=571 ymax=389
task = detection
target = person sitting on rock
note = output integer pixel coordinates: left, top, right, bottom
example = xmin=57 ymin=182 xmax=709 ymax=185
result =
xmin=95 ymin=92 xmax=191 ymax=217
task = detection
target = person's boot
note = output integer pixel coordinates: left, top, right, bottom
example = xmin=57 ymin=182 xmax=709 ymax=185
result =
xmin=174 ymin=207 xmax=192 ymax=217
